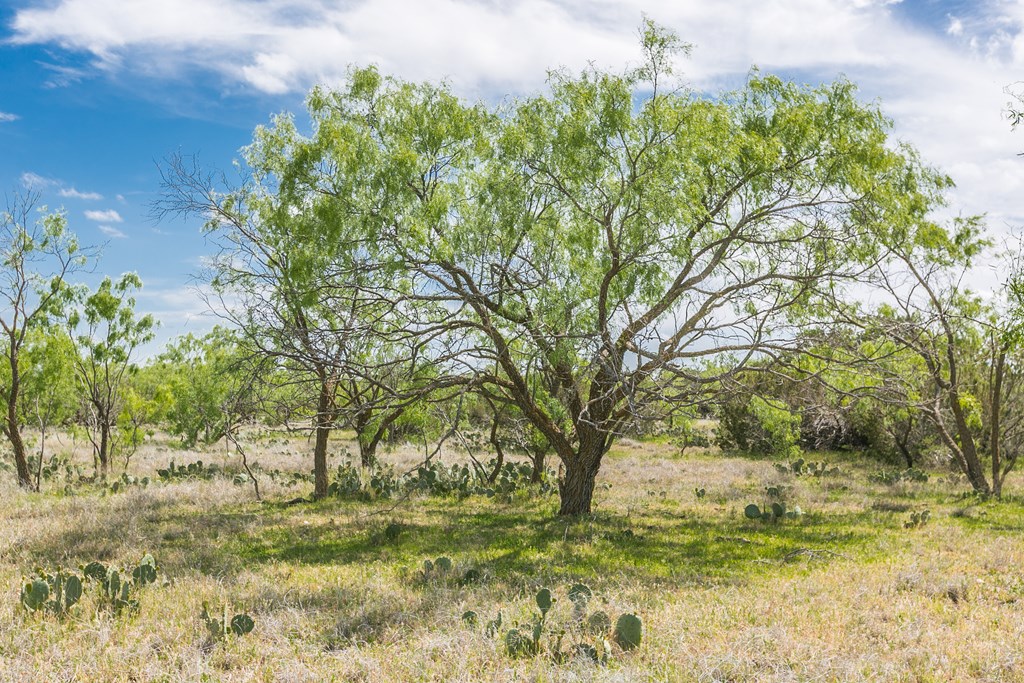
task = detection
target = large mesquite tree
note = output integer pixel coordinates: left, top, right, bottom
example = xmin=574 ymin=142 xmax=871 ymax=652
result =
xmin=183 ymin=24 xmax=947 ymax=515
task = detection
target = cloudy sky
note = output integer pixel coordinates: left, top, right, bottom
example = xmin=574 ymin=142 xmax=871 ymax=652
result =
xmin=1 ymin=0 xmax=1023 ymax=345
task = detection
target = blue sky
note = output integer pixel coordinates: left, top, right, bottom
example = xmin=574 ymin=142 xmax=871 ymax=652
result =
xmin=2 ymin=0 xmax=1023 ymax=350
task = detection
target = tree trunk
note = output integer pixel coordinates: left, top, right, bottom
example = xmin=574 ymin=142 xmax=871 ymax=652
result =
xmin=5 ymin=346 xmax=33 ymax=490
xmin=354 ymin=410 xmax=374 ymax=468
xmin=888 ymin=419 xmax=915 ymax=468
xmin=558 ymin=457 xmax=598 ymax=515
xmin=557 ymin=432 xmax=606 ymax=515
xmin=948 ymin=389 xmax=991 ymax=495
xmin=357 ymin=436 xmax=377 ymax=469
xmin=530 ymin=449 xmax=545 ymax=483
xmin=991 ymin=349 xmax=1005 ymax=499
xmin=312 ymin=377 xmax=333 ymax=500
xmin=98 ymin=421 xmax=110 ymax=478
xmin=313 ymin=419 xmax=330 ymax=499
xmin=487 ymin=414 xmax=504 ymax=483
xmin=9 ymin=419 xmax=33 ymax=490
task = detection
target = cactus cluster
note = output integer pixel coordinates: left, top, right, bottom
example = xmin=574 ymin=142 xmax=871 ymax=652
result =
xmin=26 ymin=453 xmax=81 ymax=485
xmin=774 ymin=458 xmax=840 ymax=477
xmin=421 ymin=556 xmax=481 ymax=586
xmin=20 ymin=568 xmax=83 ymax=616
xmin=744 ymin=486 xmax=803 ymax=523
xmin=467 ymin=583 xmax=642 ymax=664
xmin=327 ymin=458 xmax=556 ymax=502
xmin=157 ymin=459 xmax=223 ymax=482
xmin=869 ymin=468 xmax=929 ymax=485
xmin=84 ymin=553 xmax=159 ymax=613
xmin=109 ymin=472 xmax=150 ymax=493
xmin=904 ymin=509 xmax=931 ymax=528
xmin=744 ymin=501 xmax=803 ymax=522
xmin=201 ymin=602 xmax=256 ymax=642
xmin=422 ymin=555 xmax=453 ymax=576
xmin=20 ymin=553 xmax=159 ymax=617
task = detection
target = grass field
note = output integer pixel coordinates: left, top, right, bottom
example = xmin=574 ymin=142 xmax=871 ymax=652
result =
xmin=1 ymin=432 xmax=1023 ymax=682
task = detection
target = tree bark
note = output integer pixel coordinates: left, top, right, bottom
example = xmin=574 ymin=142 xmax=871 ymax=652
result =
xmin=558 ymin=456 xmax=598 ymax=515
xmin=313 ymin=420 xmax=330 ymax=499
xmin=530 ymin=449 xmax=546 ymax=483
xmin=947 ymin=388 xmax=991 ymax=495
xmin=557 ymin=431 xmax=607 ymax=515
xmin=5 ymin=346 xmax=34 ymax=489
xmin=98 ymin=420 xmax=110 ymax=478
xmin=356 ymin=436 xmax=377 ymax=469
xmin=487 ymin=413 xmax=504 ymax=483
xmin=354 ymin=410 xmax=375 ymax=468
xmin=991 ymin=349 xmax=1006 ymax=498
xmin=312 ymin=377 xmax=334 ymax=499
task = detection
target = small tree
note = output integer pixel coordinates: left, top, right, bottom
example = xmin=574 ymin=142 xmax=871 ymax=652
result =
xmin=68 ymin=273 xmax=156 ymax=477
xmin=19 ymin=327 xmax=78 ymax=488
xmin=836 ymin=219 xmax=1024 ymax=496
xmin=158 ymin=327 xmax=246 ymax=448
xmin=0 ymin=193 xmax=91 ymax=489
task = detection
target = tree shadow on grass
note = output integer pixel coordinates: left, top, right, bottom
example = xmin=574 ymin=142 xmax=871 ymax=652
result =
xmin=228 ymin=498 xmax=875 ymax=588
xmin=14 ymin=488 xmax=876 ymax=590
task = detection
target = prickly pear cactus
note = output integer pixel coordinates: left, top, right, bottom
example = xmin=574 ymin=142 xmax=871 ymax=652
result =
xmin=132 ymin=554 xmax=157 ymax=586
xmin=535 ymin=587 xmax=553 ymax=616
xmin=585 ymin=610 xmax=611 ymax=636
xmin=81 ymin=561 xmax=107 ymax=582
xmin=504 ymin=628 xmax=531 ymax=657
xmin=63 ymin=575 xmax=83 ymax=610
xmin=230 ymin=613 xmax=255 ymax=636
xmin=434 ymin=556 xmax=453 ymax=572
xmin=567 ymin=583 xmax=592 ymax=608
xmin=20 ymin=579 xmax=49 ymax=612
xmin=613 ymin=613 xmax=642 ymax=650
xmin=744 ymin=504 xmax=762 ymax=519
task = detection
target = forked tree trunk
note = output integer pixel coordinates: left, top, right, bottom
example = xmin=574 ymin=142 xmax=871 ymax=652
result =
xmin=357 ymin=436 xmax=378 ymax=468
xmin=354 ymin=411 xmax=377 ymax=468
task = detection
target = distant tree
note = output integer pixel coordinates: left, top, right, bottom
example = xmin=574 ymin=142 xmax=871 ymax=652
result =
xmin=158 ymin=327 xmax=247 ymax=448
xmin=157 ymin=136 xmax=453 ymax=496
xmin=833 ymin=218 xmax=1024 ymax=496
xmin=67 ymin=273 xmax=157 ymax=477
xmin=0 ymin=193 xmax=92 ymax=489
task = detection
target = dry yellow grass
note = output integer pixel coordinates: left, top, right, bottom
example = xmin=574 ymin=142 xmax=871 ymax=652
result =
xmin=0 ymin=431 xmax=1022 ymax=682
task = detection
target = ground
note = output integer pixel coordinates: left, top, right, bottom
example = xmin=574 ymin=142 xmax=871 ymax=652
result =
xmin=0 ymin=431 xmax=1022 ymax=682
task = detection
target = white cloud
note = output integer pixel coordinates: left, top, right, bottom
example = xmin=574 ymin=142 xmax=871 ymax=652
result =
xmin=97 ymin=224 xmax=126 ymax=238
xmin=9 ymin=0 xmax=1024 ymax=234
xmin=84 ymin=209 xmax=122 ymax=222
xmin=20 ymin=171 xmax=56 ymax=189
xmin=59 ymin=187 xmax=103 ymax=200
xmin=0 ymin=112 xmax=18 ymax=122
